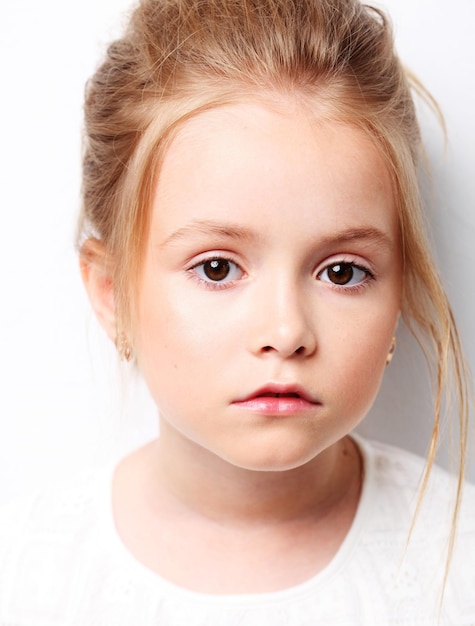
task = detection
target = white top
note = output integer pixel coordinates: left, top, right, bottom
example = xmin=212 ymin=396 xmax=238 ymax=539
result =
xmin=0 ymin=437 xmax=474 ymax=625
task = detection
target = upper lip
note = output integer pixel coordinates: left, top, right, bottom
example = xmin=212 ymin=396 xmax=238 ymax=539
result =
xmin=237 ymin=383 xmax=320 ymax=404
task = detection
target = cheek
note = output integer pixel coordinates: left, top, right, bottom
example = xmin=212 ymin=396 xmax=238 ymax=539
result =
xmin=342 ymin=342 xmax=386 ymax=404
xmin=320 ymin=301 xmax=398 ymax=412
xmin=148 ymin=280 xmax=240 ymax=353
xmin=134 ymin=282 xmax=227 ymax=395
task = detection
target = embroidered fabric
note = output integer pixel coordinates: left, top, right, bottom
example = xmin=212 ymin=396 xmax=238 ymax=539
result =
xmin=0 ymin=437 xmax=474 ymax=625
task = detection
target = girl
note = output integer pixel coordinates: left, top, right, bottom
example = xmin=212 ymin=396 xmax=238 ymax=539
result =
xmin=1 ymin=0 xmax=474 ymax=623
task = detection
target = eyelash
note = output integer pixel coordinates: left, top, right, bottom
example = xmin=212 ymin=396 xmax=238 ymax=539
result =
xmin=317 ymin=259 xmax=375 ymax=293
xmin=187 ymin=256 xmax=375 ymax=292
xmin=188 ymin=255 xmax=245 ymax=290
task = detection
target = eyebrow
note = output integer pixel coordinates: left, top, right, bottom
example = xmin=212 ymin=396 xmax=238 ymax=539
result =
xmin=159 ymin=219 xmax=262 ymax=248
xmin=159 ymin=219 xmax=394 ymax=251
xmin=318 ymin=227 xmax=395 ymax=251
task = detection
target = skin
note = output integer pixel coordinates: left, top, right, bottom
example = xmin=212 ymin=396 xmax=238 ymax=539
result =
xmin=82 ymin=98 xmax=402 ymax=593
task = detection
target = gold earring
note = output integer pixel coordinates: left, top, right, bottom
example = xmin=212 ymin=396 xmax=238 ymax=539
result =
xmin=386 ymin=336 xmax=396 ymax=366
xmin=115 ymin=332 xmax=133 ymax=362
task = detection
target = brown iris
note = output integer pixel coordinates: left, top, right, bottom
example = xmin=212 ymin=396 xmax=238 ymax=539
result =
xmin=203 ymin=259 xmax=231 ymax=281
xmin=327 ymin=263 xmax=355 ymax=285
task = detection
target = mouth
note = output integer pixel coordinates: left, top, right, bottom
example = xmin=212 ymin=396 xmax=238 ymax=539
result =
xmin=245 ymin=384 xmax=318 ymax=403
xmin=233 ymin=384 xmax=320 ymax=415
xmin=257 ymin=392 xmax=300 ymax=398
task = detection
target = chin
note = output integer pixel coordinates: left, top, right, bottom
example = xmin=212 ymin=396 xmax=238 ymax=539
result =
xmin=218 ymin=439 xmax=326 ymax=473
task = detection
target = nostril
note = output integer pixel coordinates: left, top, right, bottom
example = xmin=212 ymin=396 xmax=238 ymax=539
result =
xmin=260 ymin=344 xmax=307 ymax=355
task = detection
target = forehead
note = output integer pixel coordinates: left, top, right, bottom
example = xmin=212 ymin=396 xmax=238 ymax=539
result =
xmin=151 ymin=99 xmax=398 ymax=244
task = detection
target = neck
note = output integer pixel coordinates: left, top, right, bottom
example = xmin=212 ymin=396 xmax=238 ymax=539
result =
xmin=146 ymin=421 xmax=362 ymax=527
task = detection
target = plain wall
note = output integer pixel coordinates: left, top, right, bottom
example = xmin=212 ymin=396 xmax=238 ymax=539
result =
xmin=1 ymin=0 xmax=474 ymax=506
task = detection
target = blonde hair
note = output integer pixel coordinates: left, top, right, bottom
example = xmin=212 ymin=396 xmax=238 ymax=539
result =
xmin=79 ymin=0 xmax=470 ymax=588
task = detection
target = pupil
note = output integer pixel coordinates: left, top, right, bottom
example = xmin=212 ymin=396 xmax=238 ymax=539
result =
xmin=204 ymin=259 xmax=230 ymax=281
xmin=328 ymin=263 xmax=353 ymax=285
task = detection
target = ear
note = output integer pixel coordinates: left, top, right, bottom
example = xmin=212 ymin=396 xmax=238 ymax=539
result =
xmin=80 ymin=238 xmax=117 ymax=343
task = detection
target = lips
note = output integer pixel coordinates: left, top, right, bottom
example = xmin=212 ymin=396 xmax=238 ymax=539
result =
xmin=233 ymin=383 xmax=320 ymax=416
xmin=242 ymin=384 xmax=318 ymax=403
xmin=257 ymin=392 xmax=300 ymax=397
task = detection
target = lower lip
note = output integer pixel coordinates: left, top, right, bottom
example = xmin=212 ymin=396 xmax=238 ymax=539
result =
xmin=232 ymin=397 xmax=320 ymax=416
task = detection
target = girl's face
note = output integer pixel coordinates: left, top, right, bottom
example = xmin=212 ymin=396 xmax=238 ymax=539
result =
xmin=135 ymin=100 xmax=402 ymax=472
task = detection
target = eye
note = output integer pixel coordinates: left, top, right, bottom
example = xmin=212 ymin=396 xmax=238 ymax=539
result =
xmin=318 ymin=262 xmax=369 ymax=287
xmin=192 ymin=257 xmax=244 ymax=284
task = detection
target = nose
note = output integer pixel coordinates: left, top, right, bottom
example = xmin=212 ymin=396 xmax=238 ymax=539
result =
xmin=248 ymin=278 xmax=317 ymax=359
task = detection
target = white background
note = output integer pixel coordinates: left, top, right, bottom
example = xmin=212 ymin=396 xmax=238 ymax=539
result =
xmin=0 ymin=0 xmax=474 ymax=506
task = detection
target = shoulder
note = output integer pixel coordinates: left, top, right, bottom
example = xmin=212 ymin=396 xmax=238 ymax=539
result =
xmin=0 ymin=467 xmax=102 ymax=546
xmin=0 ymin=467 xmax=111 ymax=622
xmin=0 ymin=467 xmax=105 ymax=538
xmin=362 ymin=436 xmax=442 ymax=485
xmin=359 ymin=436 xmax=475 ymax=532
xmin=446 ymin=477 xmax=475 ymax=622
xmin=357 ymin=436 xmax=475 ymax=623
xmin=360 ymin=436 xmax=469 ymax=504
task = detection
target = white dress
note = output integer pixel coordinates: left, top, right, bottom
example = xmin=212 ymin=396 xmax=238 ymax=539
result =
xmin=0 ymin=436 xmax=474 ymax=625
